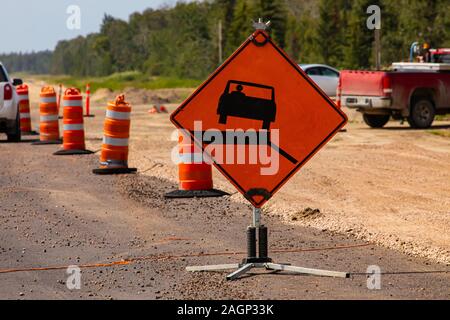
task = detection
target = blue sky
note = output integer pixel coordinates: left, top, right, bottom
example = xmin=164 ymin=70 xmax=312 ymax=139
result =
xmin=0 ymin=0 xmax=180 ymax=54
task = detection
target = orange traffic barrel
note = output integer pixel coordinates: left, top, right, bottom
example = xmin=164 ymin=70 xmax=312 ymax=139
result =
xmin=16 ymin=84 xmax=38 ymax=135
xmin=93 ymin=94 xmax=136 ymax=175
xmin=54 ymin=88 xmax=93 ymax=155
xmin=165 ymin=130 xmax=228 ymax=198
xmin=32 ymin=86 xmax=61 ymax=145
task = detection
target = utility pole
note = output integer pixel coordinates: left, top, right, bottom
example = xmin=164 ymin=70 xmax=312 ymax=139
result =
xmin=218 ymin=20 xmax=223 ymax=64
xmin=366 ymin=5 xmax=382 ymax=70
xmin=375 ymin=28 xmax=381 ymax=70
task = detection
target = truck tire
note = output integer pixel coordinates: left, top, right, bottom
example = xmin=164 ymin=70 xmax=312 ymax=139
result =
xmin=407 ymin=99 xmax=435 ymax=129
xmin=362 ymin=114 xmax=390 ymax=128
xmin=7 ymin=109 xmax=21 ymax=142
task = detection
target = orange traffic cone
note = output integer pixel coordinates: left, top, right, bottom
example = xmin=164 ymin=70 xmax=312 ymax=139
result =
xmin=54 ymin=88 xmax=93 ymax=155
xmin=84 ymin=83 xmax=95 ymax=118
xmin=32 ymin=86 xmax=62 ymax=145
xmin=16 ymin=84 xmax=38 ymax=135
xmin=57 ymin=84 xmax=63 ymax=119
xmin=165 ymin=130 xmax=228 ymax=198
xmin=93 ymin=94 xmax=137 ymax=175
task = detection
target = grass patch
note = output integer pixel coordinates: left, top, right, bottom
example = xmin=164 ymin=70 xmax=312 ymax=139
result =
xmin=22 ymin=71 xmax=201 ymax=93
xmin=429 ymin=130 xmax=450 ymax=138
xmin=436 ymin=114 xmax=450 ymax=121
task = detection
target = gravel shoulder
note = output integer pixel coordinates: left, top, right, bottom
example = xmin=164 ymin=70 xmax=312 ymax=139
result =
xmin=0 ymin=140 xmax=449 ymax=299
xmin=20 ymin=80 xmax=450 ymax=264
xmin=116 ymin=99 xmax=450 ymax=265
xmin=1 ymin=80 xmax=449 ymax=299
xmin=22 ymin=80 xmax=450 ymax=264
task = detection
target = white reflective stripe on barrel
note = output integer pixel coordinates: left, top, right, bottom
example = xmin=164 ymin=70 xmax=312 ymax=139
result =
xmin=178 ymin=153 xmax=205 ymax=164
xmin=106 ymin=110 xmax=130 ymax=120
xmin=41 ymin=97 xmax=57 ymax=103
xmin=64 ymin=124 xmax=84 ymax=131
xmin=40 ymin=115 xmax=59 ymax=122
xmin=103 ymin=136 xmax=129 ymax=147
xmin=20 ymin=113 xmax=31 ymax=119
xmin=63 ymin=100 xmax=83 ymax=107
xmin=18 ymin=96 xmax=29 ymax=102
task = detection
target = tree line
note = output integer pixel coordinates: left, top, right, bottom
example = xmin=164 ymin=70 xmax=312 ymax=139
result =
xmin=0 ymin=51 xmax=52 ymax=74
xmin=1 ymin=0 xmax=449 ymax=78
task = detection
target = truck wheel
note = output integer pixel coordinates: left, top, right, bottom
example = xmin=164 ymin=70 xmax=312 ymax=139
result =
xmin=7 ymin=110 xmax=21 ymax=142
xmin=362 ymin=114 xmax=390 ymax=128
xmin=407 ymin=99 xmax=435 ymax=129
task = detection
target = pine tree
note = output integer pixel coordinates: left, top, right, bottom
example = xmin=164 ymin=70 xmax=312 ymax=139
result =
xmin=216 ymin=0 xmax=238 ymax=61
xmin=226 ymin=0 xmax=255 ymax=55
xmin=11 ymin=0 xmax=446 ymax=78
xmin=378 ymin=0 xmax=402 ymax=64
xmin=434 ymin=0 xmax=450 ymax=47
xmin=285 ymin=13 xmax=301 ymax=59
xmin=343 ymin=0 xmax=377 ymax=69
xmin=258 ymin=0 xmax=288 ymax=47
xmin=316 ymin=0 xmax=347 ymax=66
xmin=285 ymin=10 xmax=321 ymax=64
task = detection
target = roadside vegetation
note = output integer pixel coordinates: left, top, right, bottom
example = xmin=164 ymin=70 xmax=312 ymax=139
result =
xmin=1 ymin=0 xmax=449 ymax=79
xmin=436 ymin=115 xmax=450 ymax=121
xmin=33 ymin=72 xmax=201 ymax=93
xmin=429 ymin=129 xmax=450 ymax=138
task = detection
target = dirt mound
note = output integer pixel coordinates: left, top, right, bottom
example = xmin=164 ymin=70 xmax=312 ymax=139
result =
xmin=290 ymin=208 xmax=322 ymax=221
xmin=91 ymin=88 xmax=112 ymax=103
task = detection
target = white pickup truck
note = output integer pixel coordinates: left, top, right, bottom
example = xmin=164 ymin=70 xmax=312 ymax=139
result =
xmin=0 ymin=62 xmax=22 ymax=141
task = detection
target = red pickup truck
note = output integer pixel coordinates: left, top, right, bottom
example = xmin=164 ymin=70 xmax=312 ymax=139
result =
xmin=337 ymin=49 xmax=450 ymax=128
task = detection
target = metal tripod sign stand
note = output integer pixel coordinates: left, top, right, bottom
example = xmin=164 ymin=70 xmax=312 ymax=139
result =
xmin=187 ymin=207 xmax=349 ymax=280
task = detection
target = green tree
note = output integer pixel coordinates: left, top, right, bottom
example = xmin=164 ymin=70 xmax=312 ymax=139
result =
xmin=434 ymin=0 xmax=450 ymax=47
xmin=316 ymin=0 xmax=348 ymax=66
xmin=8 ymin=0 xmax=449 ymax=78
xmin=99 ymin=15 xmax=134 ymax=73
xmin=285 ymin=10 xmax=321 ymax=64
xmin=227 ymin=0 xmax=255 ymax=56
xmin=257 ymin=0 xmax=288 ymax=47
xmin=343 ymin=0 xmax=377 ymax=69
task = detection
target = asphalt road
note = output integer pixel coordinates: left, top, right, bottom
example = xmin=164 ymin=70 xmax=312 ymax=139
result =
xmin=0 ymin=136 xmax=449 ymax=299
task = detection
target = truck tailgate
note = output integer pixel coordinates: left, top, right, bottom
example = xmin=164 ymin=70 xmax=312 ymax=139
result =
xmin=340 ymin=70 xmax=387 ymax=96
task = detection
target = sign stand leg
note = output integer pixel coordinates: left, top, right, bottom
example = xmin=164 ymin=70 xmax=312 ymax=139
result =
xmin=186 ymin=207 xmax=350 ymax=280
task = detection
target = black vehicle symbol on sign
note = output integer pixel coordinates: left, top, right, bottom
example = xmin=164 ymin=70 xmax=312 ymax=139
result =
xmin=217 ymin=80 xmax=276 ymax=130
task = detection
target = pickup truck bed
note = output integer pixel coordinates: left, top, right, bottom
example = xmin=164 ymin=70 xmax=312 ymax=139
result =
xmin=338 ymin=66 xmax=450 ymax=128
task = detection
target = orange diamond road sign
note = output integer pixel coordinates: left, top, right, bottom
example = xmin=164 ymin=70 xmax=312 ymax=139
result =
xmin=171 ymin=30 xmax=347 ymax=208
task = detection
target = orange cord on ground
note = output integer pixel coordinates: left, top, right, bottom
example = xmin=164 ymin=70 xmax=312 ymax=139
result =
xmin=0 ymin=241 xmax=371 ymax=275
